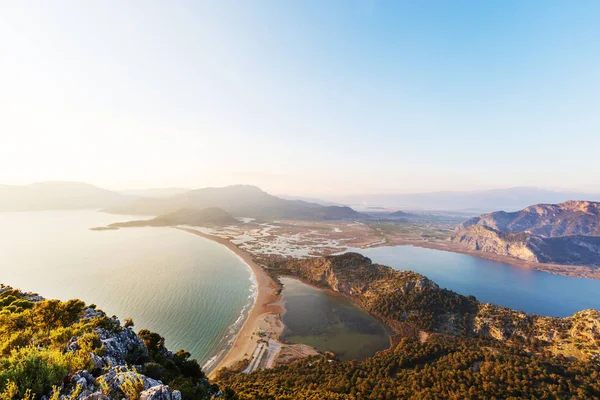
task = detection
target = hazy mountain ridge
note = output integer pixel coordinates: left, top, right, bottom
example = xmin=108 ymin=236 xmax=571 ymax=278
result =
xmin=0 ymin=182 xmax=127 ymax=212
xmin=451 ymin=201 xmax=600 ymax=266
xmin=332 ymin=187 xmax=600 ymax=212
xmin=119 ymin=187 xmax=192 ymax=198
xmin=104 ymin=185 xmax=366 ymax=221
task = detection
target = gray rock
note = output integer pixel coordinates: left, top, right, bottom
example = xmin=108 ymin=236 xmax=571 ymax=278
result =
xmin=99 ymin=327 xmax=148 ymax=366
xmin=139 ymin=385 xmax=182 ymax=400
xmin=79 ymin=393 xmax=109 ymax=400
xmin=69 ymin=325 xmax=148 ymax=368
xmin=96 ymin=367 xmax=162 ymax=398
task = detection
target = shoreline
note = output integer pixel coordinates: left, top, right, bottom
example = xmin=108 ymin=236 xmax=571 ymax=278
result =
xmin=362 ymin=238 xmax=600 ymax=280
xmin=176 ymin=228 xmax=285 ymax=378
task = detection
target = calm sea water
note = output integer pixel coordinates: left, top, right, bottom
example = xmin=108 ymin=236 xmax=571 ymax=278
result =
xmin=0 ymin=210 xmax=255 ymax=371
xmin=280 ymin=277 xmax=390 ymax=360
xmin=348 ymin=245 xmax=600 ymax=317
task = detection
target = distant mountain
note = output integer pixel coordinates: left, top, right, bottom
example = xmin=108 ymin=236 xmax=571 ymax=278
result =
xmin=387 ymin=210 xmax=414 ymax=218
xmin=104 ymin=185 xmax=366 ymax=221
xmin=461 ymin=200 xmax=600 ymax=237
xmin=450 ymin=201 xmax=600 ymax=266
xmin=119 ymin=187 xmax=192 ymax=198
xmin=109 ymin=207 xmax=236 ymax=228
xmin=331 ymin=187 xmax=600 ymax=212
xmin=0 ymin=182 xmax=126 ymax=211
xmin=277 ymin=195 xmax=342 ymax=207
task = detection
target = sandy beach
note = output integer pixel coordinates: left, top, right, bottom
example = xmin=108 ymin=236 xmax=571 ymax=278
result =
xmin=176 ymin=227 xmax=285 ymax=377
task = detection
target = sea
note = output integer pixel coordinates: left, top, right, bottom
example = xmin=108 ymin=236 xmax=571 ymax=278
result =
xmin=0 ymin=209 xmax=256 ymax=372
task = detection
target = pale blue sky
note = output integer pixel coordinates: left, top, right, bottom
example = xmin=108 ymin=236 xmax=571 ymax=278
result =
xmin=1 ymin=1 xmax=599 ymax=196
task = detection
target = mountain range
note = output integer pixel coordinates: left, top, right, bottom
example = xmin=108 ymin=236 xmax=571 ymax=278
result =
xmin=0 ymin=182 xmax=126 ymax=212
xmin=331 ymin=187 xmax=600 ymax=212
xmin=0 ymin=182 xmax=364 ymax=220
xmin=450 ymin=201 xmax=600 ymax=266
xmin=104 ymin=184 xmax=365 ymax=221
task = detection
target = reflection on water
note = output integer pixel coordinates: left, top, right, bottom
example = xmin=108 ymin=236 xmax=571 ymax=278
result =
xmin=280 ymin=277 xmax=390 ymax=360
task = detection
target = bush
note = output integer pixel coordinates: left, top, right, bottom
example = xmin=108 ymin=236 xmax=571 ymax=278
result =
xmin=0 ymin=346 xmax=68 ymax=398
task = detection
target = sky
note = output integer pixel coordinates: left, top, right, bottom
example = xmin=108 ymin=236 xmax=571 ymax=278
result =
xmin=1 ymin=1 xmax=599 ymax=196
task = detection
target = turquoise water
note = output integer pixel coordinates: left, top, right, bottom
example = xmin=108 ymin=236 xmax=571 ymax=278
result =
xmin=280 ymin=277 xmax=390 ymax=360
xmin=348 ymin=245 xmax=600 ymax=317
xmin=0 ymin=210 xmax=254 ymax=371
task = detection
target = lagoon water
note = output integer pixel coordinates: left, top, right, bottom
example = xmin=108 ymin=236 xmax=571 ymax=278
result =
xmin=0 ymin=210 xmax=254 ymax=371
xmin=280 ymin=277 xmax=390 ymax=360
xmin=349 ymin=245 xmax=600 ymax=317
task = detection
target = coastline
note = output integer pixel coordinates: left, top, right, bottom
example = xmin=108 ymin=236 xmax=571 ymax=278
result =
xmin=364 ymin=238 xmax=600 ymax=280
xmin=176 ymin=227 xmax=285 ymax=377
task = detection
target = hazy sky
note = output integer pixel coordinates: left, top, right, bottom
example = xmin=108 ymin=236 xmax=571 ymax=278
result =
xmin=1 ymin=1 xmax=599 ymax=196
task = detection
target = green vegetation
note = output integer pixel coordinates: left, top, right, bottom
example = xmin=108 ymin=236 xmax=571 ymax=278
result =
xmin=0 ymin=285 xmax=233 ymax=399
xmin=269 ymin=252 xmax=478 ymax=333
xmin=232 ymin=253 xmax=600 ymax=398
xmin=220 ymin=334 xmax=600 ymax=399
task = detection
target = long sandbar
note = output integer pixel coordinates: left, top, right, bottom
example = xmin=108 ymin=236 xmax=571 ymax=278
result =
xmin=176 ymin=227 xmax=283 ymax=377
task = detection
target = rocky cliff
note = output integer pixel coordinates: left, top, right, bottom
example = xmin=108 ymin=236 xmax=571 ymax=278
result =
xmin=452 ymin=201 xmax=600 ymax=266
xmin=461 ymin=200 xmax=600 ymax=237
xmin=450 ymin=225 xmax=540 ymax=261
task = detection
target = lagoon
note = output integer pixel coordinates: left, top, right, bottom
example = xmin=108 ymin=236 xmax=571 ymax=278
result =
xmin=280 ymin=277 xmax=390 ymax=360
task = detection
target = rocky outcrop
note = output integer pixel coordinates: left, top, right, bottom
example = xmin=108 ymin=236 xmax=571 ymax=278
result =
xmin=453 ymin=201 xmax=600 ymax=266
xmin=450 ymin=225 xmax=600 ymax=266
xmin=450 ymin=225 xmax=539 ymax=262
xmin=461 ymin=200 xmax=600 ymax=237
xmin=140 ymin=385 xmax=182 ymax=400
xmin=65 ymin=367 xmax=182 ymax=400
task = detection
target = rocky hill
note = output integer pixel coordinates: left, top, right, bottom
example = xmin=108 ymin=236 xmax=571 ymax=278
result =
xmin=0 ymin=285 xmax=234 ymax=400
xmin=461 ymin=200 xmax=600 ymax=237
xmin=221 ymin=253 xmax=600 ymax=399
xmin=108 ymin=207 xmax=236 ymax=228
xmin=269 ymin=253 xmax=600 ymax=359
xmin=451 ymin=225 xmax=600 ymax=265
xmin=451 ymin=201 xmax=600 ymax=266
xmin=104 ymin=185 xmax=365 ymax=221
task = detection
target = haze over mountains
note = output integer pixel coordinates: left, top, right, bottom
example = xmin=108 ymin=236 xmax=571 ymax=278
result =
xmin=331 ymin=187 xmax=600 ymax=212
xmin=0 ymin=182 xmax=126 ymax=212
xmin=104 ymin=185 xmax=364 ymax=221
xmin=4 ymin=181 xmax=600 ymax=222
xmin=451 ymin=201 xmax=600 ymax=266
xmin=109 ymin=207 xmax=237 ymax=228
